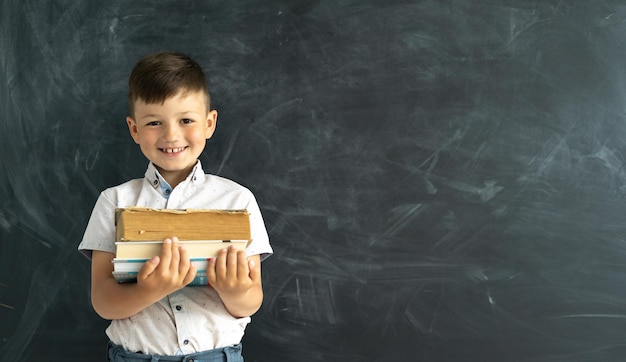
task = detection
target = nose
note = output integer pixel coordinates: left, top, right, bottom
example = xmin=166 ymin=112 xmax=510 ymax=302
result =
xmin=162 ymin=121 xmax=180 ymax=141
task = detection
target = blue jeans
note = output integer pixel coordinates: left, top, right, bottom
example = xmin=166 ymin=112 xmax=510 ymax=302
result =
xmin=107 ymin=341 xmax=244 ymax=362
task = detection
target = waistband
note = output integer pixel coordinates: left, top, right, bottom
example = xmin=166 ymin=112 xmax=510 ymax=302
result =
xmin=107 ymin=341 xmax=243 ymax=362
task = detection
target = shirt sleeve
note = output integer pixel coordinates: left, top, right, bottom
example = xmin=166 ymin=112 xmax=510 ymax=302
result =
xmin=244 ymin=191 xmax=273 ymax=262
xmin=78 ymin=191 xmax=118 ymax=259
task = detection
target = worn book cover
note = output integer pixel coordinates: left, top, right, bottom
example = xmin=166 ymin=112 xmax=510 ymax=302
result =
xmin=115 ymin=207 xmax=251 ymax=242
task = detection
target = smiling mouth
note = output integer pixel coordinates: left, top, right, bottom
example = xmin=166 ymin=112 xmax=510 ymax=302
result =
xmin=160 ymin=147 xmax=187 ymax=154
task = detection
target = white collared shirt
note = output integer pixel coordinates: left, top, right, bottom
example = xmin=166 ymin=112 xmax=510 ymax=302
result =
xmin=78 ymin=161 xmax=273 ymax=355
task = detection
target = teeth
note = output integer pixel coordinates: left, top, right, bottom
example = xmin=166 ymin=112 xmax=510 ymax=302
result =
xmin=162 ymin=147 xmax=185 ymax=153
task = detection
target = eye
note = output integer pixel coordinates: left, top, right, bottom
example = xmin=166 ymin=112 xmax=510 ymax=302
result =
xmin=145 ymin=120 xmax=161 ymax=126
xmin=181 ymin=118 xmax=194 ymax=124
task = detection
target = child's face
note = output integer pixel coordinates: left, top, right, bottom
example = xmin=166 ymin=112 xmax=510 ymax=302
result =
xmin=126 ymin=90 xmax=217 ymax=186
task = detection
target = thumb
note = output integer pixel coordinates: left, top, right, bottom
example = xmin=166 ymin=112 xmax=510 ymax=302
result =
xmin=137 ymin=256 xmax=160 ymax=280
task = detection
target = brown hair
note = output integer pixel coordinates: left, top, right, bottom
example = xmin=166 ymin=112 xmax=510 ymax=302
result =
xmin=128 ymin=52 xmax=210 ymax=117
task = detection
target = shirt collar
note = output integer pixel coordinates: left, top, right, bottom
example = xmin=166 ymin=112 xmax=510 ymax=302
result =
xmin=144 ymin=161 xmax=206 ymax=198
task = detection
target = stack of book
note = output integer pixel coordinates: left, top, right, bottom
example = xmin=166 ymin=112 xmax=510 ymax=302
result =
xmin=113 ymin=207 xmax=250 ymax=285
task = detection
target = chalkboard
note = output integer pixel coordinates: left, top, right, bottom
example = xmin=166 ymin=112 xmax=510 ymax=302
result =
xmin=3 ymin=0 xmax=626 ymax=361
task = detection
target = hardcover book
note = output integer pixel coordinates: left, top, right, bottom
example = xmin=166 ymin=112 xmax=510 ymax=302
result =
xmin=112 ymin=258 xmax=211 ymax=285
xmin=115 ymin=240 xmax=247 ymax=259
xmin=115 ymin=207 xmax=251 ymax=242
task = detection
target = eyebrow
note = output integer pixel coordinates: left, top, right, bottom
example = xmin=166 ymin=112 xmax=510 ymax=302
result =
xmin=139 ymin=111 xmax=201 ymax=120
xmin=176 ymin=111 xmax=202 ymax=117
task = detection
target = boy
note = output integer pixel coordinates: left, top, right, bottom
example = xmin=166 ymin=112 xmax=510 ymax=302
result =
xmin=78 ymin=51 xmax=273 ymax=361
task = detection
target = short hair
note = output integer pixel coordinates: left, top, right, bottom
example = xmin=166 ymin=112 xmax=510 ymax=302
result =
xmin=128 ymin=52 xmax=210 ymax=117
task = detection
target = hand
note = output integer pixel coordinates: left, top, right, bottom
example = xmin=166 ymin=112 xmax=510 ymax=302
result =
xmin=207 ymin=246 xmax=260 ymax=297
xmin=136 ymin=237 xmax=197 ymax=297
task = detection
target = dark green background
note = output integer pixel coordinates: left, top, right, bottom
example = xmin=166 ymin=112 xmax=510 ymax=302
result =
xmin=3 ymin=1 xmax=626 ymax=361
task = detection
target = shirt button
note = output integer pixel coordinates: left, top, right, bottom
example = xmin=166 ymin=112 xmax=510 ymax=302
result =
xmin=183 ymin=339 xmax=189 ymax=345
xmin=176 ymin=305 xmax=182 ymax=311
xmin=153 ymin=180 xmax=158 ymax=185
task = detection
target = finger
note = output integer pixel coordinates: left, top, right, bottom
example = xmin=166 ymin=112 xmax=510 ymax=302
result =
xmin=169 ymin=237 xmax=181 ymax=273
xmin=137 ymin=256 xmax=160 ymax=281
xmin=248 ymin=258 xmax=261 ymax=283
xmin=226 ymin=246 xmax=238 ymax=278
xmin=206 ymin=257 xmax=216 ymax=286
xmin=178 ymin=242 xmax=191 ymax=275
xmin=159 ymin=238 xmax=173 ymax=269
xmin=236 ymin=250 xmax=248 ymax=280
xmin=183 ymin=263 xmax=197 ymax=285
xmin=215 ymin=248 xmax=228 ymax=279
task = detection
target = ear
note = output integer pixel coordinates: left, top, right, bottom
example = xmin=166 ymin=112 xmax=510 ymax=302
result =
xmin=126 ymin=116 xmax=140 ymax=144
xmin=204 ymin=110 xmax=218 ymax=139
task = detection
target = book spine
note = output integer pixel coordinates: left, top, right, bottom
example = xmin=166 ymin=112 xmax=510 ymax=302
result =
xmin=113 ymin=271 xmax=209 ymax=286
